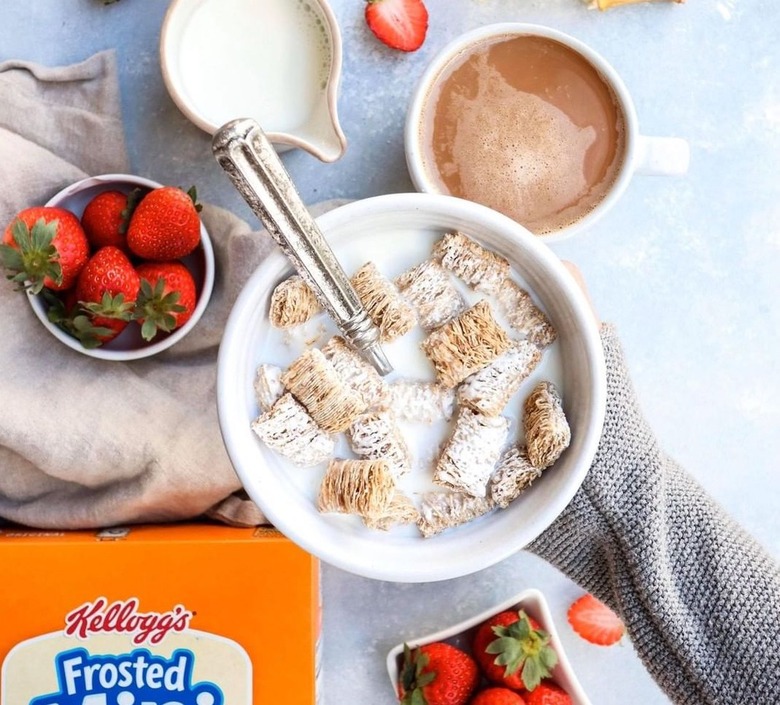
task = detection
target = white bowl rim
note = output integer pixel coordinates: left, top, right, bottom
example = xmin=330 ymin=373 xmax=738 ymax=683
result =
xmin=385 ymin=588 xmax=593 ymax=705
xmin=31 ymin=173 xmax=215 ymax=361
xmin=217 ymin=192 xmax=606 ymax=582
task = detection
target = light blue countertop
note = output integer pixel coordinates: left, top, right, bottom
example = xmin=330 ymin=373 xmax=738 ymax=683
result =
xmin=2 ymin=1 xmax=778 ymax=703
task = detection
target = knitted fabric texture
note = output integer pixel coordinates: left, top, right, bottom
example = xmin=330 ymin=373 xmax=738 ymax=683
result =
xmin=528 ymin=325 xmax=780 ymax=705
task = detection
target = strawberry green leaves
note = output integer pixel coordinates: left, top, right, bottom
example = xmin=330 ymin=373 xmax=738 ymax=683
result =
xmin=134 ymin=276 xmax=187 ymax=342
xmin=485 ymin=611 xmax=558 ymax=692
xmin=400 ymin=644 xmax=437 ymax=705
xmin=44 ymin=289 xmax=132 ymax=349
xmin=0 ymin=218 xmax=62 ymax=294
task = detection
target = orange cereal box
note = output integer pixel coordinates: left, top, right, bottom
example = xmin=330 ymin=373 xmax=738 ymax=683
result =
xmin=0 ymin=523 xmax=320 ymax=705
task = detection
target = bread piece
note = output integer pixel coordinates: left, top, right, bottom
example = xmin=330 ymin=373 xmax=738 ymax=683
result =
xmin=395 ymin=259 xmax=466 ymax=330
xmin=348 ymin=410 xmax=412 ymax=478
xmin=421 ymin=300 xmax=511 ymax=388
xmin=251 ymin=393 xmax=334 ymax=467
xmin=253 ymin=364 xmax=285 ymax=413
xmin=386 ymin=380 xmax=456 ymax=425
xmin=321 ymin=335 xmax=389 ymax=408
xmin=496 ymin=279 xmax=557 ymax=348
xmin=432 ymin=231 xmax=510 ymax=295
xmin=489 ymin=446 xmax=543 ymax=508
xmin=363 ymin=491 xmax=420 ymax=531
xmin=458 ymin=340 xmax=542 ymax=416
xmin=417 ymin=491 xmax=495 ymax=538
xmin=281 ymin=348 xmax=367 ymax=433
xmin=269 ymin=275 xmax=320 ymax=328
xmin=523 ymin=381 xmax=571 ymax=469
xmin=434 ymin=408 xmax=510 ymax=498
xmin=317 ymin=458 xmax=395 ymax=518
xmin=351 ymin=262 xmax=416 ymax=341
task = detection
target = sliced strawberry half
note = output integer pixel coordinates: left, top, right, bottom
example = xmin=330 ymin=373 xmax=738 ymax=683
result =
xmin=567 ymin=594 xmax=625 ymax=646
xmin=365 ymin=0 xmax=429 ymax=52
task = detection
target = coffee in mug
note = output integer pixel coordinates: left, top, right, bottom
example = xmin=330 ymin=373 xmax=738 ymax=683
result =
xmin=406 ymin=24 xmax=690 ymax=241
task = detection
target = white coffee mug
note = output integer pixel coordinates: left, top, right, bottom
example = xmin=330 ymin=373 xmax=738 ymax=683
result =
xmin=405 ymin=24 xmax=690 ymax=243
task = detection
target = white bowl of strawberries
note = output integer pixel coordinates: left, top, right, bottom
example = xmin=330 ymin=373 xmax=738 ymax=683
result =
xmin=0 ymin=173 xmax=214 ymax=360
xmin=387 ymin=589 xmax=593 ymax=705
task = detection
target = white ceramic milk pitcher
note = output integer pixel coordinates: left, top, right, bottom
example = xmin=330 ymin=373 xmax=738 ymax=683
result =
xmin=160 ymin=0 xmax=347 ymax=163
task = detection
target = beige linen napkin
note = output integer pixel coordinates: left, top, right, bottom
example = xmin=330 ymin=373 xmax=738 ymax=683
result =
xmin=0 ymin=50 xmax=344 ymax=529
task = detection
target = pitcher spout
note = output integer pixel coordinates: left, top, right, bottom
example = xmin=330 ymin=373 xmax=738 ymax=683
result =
xmin=267 ymin=92 xmax=347 ymax=163
xmin=270 ymin=0 xmax=347 ymax=163
xmin=304 ymin=109 xmax=348 ymax=163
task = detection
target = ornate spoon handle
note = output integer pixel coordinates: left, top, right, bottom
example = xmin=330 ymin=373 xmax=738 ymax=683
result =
xmin=212 ymin=118 xmax=392 ymax=375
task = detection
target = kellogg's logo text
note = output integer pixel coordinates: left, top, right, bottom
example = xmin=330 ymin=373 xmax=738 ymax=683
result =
xmin=30 ymin=648 xmax=223 ymax=705
xmin=64 ymin=598 xmax=193 ymax=645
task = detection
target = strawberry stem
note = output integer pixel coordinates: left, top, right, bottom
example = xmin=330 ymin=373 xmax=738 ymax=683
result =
xmin=0 ymin=218 xmax=62 ymax=293
xmin=133 ymin=276 xmax=187 ymax=341
xmin=485 ymin=610 xmax=558 ymax=691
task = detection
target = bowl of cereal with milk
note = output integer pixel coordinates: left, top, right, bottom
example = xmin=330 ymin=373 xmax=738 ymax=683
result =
xmin=217 ymin=192 xmax=605 ymax=582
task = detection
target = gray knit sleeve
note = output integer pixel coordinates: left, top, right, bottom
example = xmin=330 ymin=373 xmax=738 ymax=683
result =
xmin=528 ymin=324 xmax=780 ymax=705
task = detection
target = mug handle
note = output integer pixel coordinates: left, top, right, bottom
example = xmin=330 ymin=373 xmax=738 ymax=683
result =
xmin=635 ymin=135 xmax=690 ymax=176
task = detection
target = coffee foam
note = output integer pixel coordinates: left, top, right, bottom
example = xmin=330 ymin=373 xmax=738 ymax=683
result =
xmin=418 ymin=36 xmax=625 ymax=235
xmin=455 ymin=56 xmax=596 ymax=231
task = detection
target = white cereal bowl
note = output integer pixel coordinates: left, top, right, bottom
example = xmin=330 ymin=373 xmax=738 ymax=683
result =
xmin=29 ymin=173 xmax=215 ymax=361
xmin=217 ymin=193 xmax=605 ymax=582
xmin=386 ymin=589 xmax=592 ymax=704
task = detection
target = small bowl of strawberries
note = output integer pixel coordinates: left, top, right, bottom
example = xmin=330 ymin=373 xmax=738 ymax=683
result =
xmin=387 ymin=589 xmax=593 ymax=705
xmin=0 ymin=173 xmax=215 ymax=360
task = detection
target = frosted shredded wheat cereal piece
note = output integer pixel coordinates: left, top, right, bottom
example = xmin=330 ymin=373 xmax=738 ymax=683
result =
xmin=523 ymin=381 xmax=571 ymax=469
xmin=387 ymin=380 xmax=455 ymax=424
xmin=490 ymin=446 xmax=543 ymax=508
xmin=280 ymin=348 xmax=367 ymax=433
xmin=363 ymin=491 xmax=420 ymax=531
xmin=432 ymin=231 xmax=511 ymax=295
xmin=421 ymin=300 xmax=511 ymax=388
xmin=497 ymin=279 xmax=557 ymax=348
xmin=317 ymin=458 xmax=395 ymax=518
xmin=417 ymin=491 xmax=495 ymax=538
xmin=253 ymin=364 xmax=285 ymax=413
xmin=458 ymin=340 xmax=543 ymax=416
xmin=269 ymin=275 xmax=321 ymax=328
xmin=321 ymin=335 xmax=389 ymax=408
xmin=348 ymin=410 xmax=412 ymax=478
xmin=434 ymin=408 xmax=510 ymax=497
xmin=251 ymin=393 xmax=334 ymax=467
xmin=351 ymin=262 xmax=416 ymax=341
xmin=394 ymin=260 xmax=466 ymax=330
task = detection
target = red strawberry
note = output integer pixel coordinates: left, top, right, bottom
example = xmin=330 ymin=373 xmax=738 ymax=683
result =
xmin=126 ymin=186 xmax=202 ymax=260
xmin=1 ymin=207 xmax=89 ymax=293
xmin=134 ymin=261 xmax=197 ymax=341
xmin=365 ymin=0 xmax=428 ymax=52
xmin=470 ymin=687 xmax=528 ymax=705
xmin=524 ymin=682 xmax=572 ymax=705
xmin=567 ymin=594 xmax=625 ymax=646
xmin=81 ymin=188 xmax=143 ymax=251
xmin=472 ymin=610 xmax=558 ymax=692
xmin=69 ymin=246 xmax=140 ymax=346
xmin=399 ymin=642 xmax=479 ymax=705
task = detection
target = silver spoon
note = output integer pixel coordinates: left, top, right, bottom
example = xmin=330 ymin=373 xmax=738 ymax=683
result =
xmin=212 ymin=118 xmax=392 ymax=376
